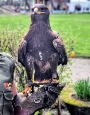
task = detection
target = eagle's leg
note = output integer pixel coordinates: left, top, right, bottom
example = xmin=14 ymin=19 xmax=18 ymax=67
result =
xmin=52 ymin=72 xmax=59 ymax=82
xmin=22 ymin=59 xmax=34 ymax=96
xmin=51 ymin=66 xmax=59 ymax=83
xmin=22 ymin=67 xmax=33 ymax=96
xmin=34 ymin=63 xmax=41 ymax=83
xmin=25 ymin=63 xmax=33 ymax=84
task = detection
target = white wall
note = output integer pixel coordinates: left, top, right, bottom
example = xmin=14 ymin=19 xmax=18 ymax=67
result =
xmin=67 ymin=0 xmax=90 ymax=12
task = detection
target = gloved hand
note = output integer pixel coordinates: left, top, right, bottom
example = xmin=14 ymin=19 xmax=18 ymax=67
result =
xmin=13 ymin=83 xmax=65 ymax=115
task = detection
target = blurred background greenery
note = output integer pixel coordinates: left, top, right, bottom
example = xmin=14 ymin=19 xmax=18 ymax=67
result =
xmin=0 ymin=14 xmax=90 ymax=57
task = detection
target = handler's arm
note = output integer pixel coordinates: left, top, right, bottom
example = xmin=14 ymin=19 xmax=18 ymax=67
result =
xmin=12 ymin=80 xmax=18 ymax=97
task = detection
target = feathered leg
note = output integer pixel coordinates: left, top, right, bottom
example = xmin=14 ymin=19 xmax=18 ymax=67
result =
xmin=34 ymin=63 xmax=41 ymax=82
xmin=24 ymin=55 xmax=34 ymax=82
xmin=51 ymin=63 xmax=59 ymax=82
xmin=22 ymin=56 xmax=34 ymax=96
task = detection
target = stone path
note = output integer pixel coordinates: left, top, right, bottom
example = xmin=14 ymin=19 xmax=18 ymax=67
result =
xmin=70 ymin=58 xmax=90 ymax=82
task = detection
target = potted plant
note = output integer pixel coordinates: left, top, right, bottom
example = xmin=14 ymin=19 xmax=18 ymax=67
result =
xmin=60 ymin=77 xmax=90 ymax=115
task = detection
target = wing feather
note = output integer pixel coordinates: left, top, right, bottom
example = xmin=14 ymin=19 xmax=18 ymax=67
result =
xmin=52 ymin=31 xmax=68 ymax=65
xmin=18 ymin=38 xmax=27 ymax=66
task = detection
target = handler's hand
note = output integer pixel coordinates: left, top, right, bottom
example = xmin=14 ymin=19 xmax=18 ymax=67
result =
xmin=13 ymin=83 xmax=65 ymax=115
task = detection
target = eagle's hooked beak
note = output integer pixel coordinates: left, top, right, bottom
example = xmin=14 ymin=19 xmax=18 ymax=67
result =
xmin=34 ymin=7 xmax=45 ymax=14
xmin=34 ymin=8 xmax=38 ymax=14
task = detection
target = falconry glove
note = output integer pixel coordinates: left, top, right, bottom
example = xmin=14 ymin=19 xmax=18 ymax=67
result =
xmin=13 ymin=83 xmax=65 ymax=115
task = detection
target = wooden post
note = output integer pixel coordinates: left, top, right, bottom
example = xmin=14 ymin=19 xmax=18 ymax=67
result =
xmin=58 ymin=96 xmax=62 ymax=115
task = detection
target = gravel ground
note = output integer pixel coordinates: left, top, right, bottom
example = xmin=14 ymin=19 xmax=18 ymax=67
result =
xmin=70 ymin=58 xmax=90 ymax=82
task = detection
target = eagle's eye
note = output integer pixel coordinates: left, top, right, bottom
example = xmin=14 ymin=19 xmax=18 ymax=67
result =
xmin=40 ymin=7 xmax=47 ymax=12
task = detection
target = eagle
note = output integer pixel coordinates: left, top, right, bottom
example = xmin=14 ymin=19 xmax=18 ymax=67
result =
xmin=18 ymin=4 xmax=67 ymax=84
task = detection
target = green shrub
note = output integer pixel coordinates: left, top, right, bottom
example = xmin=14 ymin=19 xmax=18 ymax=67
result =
xmin=74 ymin=77 xmax=90 ymax=101
xmin=0 ymin=28 xmax=28 ymax=92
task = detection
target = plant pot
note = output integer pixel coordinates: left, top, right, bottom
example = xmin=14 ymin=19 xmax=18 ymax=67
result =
xmin=60 ymin=86 xmax=90 ymax=115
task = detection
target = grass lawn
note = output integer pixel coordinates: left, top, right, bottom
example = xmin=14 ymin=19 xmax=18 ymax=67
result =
xmin=0 ymin=14 xmax=90 ymax=57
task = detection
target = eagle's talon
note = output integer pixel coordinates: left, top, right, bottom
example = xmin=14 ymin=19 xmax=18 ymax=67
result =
xmin=52 ymin=78 xmax=59 ymax=83
xmin=22 ymin=86 xmax=32 ymax=96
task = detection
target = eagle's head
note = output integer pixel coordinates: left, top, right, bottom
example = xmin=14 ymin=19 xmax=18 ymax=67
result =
xmin=31 ymin=4 xmax=50 ymax=22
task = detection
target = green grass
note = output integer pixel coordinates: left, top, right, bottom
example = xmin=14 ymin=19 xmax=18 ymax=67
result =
xmin=0 ymin=14 xmax=90 ymax=57
xmin=74 ymin=78 xmax=90 ymax=101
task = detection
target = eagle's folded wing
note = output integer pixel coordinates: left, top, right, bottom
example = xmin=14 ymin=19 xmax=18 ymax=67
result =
xmin=52 ymin=31 xmax=68 ymax=65
xmin=18 ymin=39 xmax=27 ymax=66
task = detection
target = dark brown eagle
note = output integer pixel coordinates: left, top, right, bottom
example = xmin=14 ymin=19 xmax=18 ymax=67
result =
xmin=18 ymin=4 xmax=67 ymax=84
